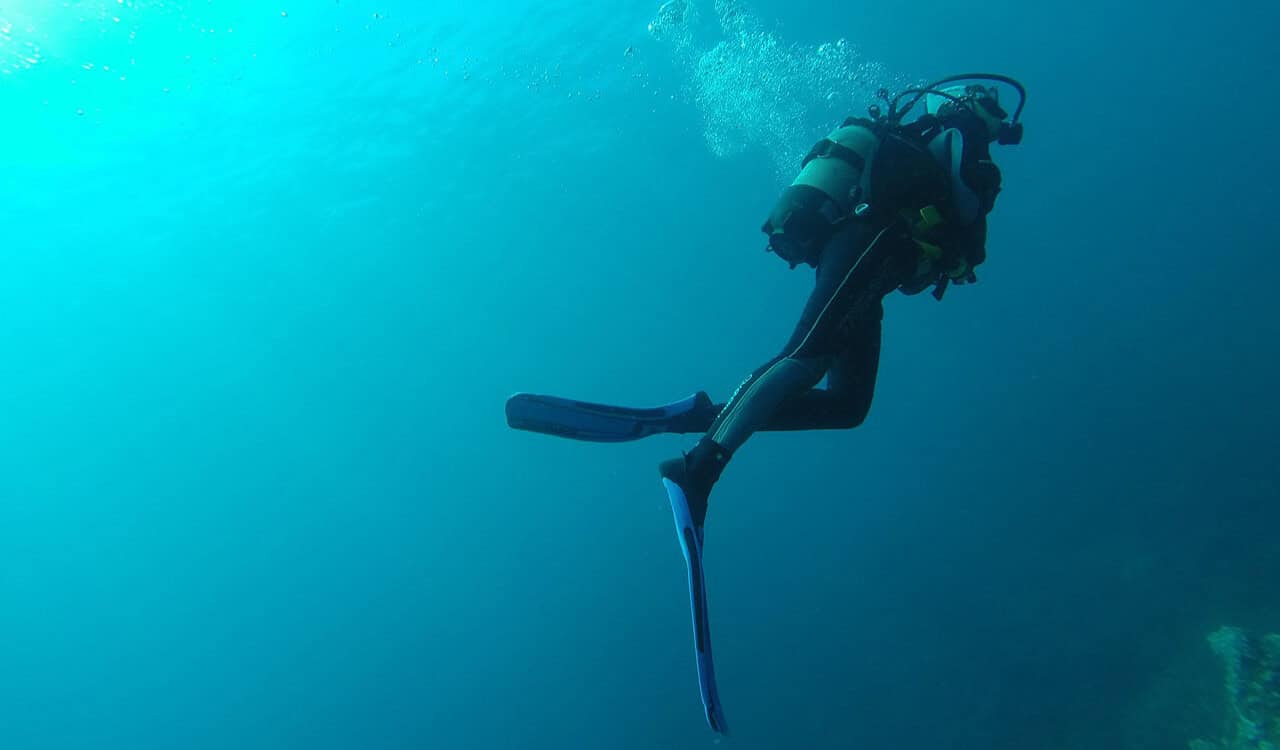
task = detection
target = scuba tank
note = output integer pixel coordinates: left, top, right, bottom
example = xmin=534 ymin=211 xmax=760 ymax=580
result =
xmin=761 ymin=122 xmax=879 ymax=269
xmin=791 ymin=123 xmax=880 ymax=212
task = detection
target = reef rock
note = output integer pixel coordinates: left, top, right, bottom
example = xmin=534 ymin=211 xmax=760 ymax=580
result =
xmin=1193 ymin=626 xmax=1280 ymax=750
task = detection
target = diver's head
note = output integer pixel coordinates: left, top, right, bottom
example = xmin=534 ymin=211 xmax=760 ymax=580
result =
xmin=884 ymin=73 xmax=1027 ymax=145
xmin=927 ymin=84 xmax=1009 ymax=142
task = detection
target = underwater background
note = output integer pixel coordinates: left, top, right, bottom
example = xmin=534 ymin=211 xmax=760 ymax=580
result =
xmin=2 ymin=0 xmax=1277 ymax=747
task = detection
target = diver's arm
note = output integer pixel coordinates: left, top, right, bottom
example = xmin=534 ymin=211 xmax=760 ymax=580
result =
xmin=939 ymin=214 xmax=987 ymax=284
xmin=950 ymin=134 xmax=1000 ymax=280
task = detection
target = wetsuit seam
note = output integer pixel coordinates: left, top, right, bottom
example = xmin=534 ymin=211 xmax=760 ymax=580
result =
xmin=788 ymin=224 xmax=892 ymax=358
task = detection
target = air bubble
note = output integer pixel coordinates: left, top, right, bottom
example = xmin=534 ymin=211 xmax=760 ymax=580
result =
xmin=649 ymin=0 xmax=901 ymax=179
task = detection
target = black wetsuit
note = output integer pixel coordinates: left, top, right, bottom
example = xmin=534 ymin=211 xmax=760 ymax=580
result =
xmin=681 ymin=111 xmax=1000 ymax=455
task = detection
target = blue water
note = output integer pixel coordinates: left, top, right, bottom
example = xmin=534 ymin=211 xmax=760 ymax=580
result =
xmin=2 ymin=1 xmax=1277 ymax=747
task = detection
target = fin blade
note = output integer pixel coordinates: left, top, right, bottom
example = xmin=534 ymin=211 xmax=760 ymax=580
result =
xmin=505 ymin=392 xmax=708 ymax=443
xmin=663 ymin=478 xmax=730 ymax=735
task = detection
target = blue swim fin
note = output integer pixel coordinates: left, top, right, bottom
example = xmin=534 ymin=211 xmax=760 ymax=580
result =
xmin=505 ymin=391 xmax=713 ymax=443
xmin=663 ymin=477 xmax=730 ymax=735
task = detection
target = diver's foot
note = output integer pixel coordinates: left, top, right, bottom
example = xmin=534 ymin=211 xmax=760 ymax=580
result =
xmin=658 ymin=439 xmax=730 ymax=532
xmin=659 ymin=456 xmax=708 ymax=535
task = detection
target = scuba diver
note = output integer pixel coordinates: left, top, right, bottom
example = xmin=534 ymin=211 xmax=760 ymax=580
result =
xmin=506 ymin=73 xmax=1026 ymax=735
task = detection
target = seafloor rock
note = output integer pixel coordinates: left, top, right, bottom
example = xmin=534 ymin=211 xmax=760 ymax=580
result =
xmin=1192 ymin=626 xmax=1280 ymax=750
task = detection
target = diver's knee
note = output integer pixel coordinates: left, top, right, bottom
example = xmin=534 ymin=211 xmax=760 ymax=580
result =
xmin=832 ymin=398 xmax=872 ymax=429
xmin=777 ymin=354 xmax=828 ymax=390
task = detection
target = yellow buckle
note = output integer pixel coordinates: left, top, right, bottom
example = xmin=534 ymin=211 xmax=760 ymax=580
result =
xmin=916 ymin=205 xmax=943 ymax=232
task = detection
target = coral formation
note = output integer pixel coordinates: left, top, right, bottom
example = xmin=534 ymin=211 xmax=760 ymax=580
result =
xmin=1192 ymin=626 xmax=1280 ymax=750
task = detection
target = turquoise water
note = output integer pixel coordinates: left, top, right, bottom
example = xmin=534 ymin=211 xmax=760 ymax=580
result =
xmin=2 ymin=1 xmax=1277 ymax=747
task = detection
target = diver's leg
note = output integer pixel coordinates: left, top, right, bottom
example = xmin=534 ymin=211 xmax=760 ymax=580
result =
xmin=660 ymin=221 xmax=914 ymax=528
xmin=750 ymin=308 xmax=883 ymax=431
xmin=676 ymin=307 xmax=883 ymax=433
xmin=704 ymin=224 xmax=909 ymax=454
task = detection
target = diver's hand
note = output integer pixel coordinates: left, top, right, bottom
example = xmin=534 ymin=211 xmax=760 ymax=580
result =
xmin=945 ymin=260 xmax=978 ymax=286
